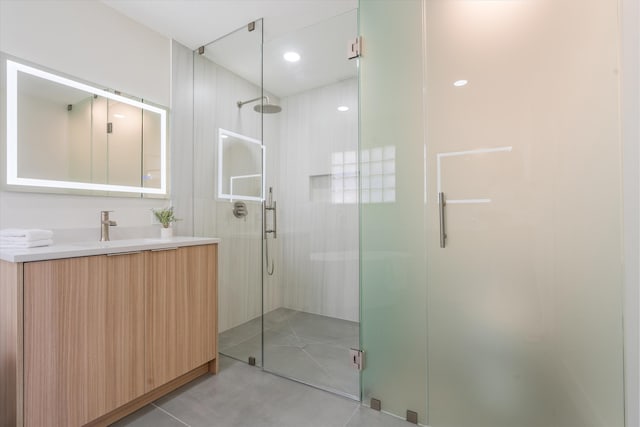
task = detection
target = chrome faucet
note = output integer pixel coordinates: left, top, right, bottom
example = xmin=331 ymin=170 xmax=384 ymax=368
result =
xmin=100 ymin=210 xmax=117 ymax=241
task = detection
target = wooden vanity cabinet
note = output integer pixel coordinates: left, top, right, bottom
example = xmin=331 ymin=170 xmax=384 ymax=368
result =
xmin=0 ymin=242 xmax=218 ymax=427
xmin=23 ymin=253 xmax=145 ymax=427
xmin=145 ymin=245 xmax=217 ymax=390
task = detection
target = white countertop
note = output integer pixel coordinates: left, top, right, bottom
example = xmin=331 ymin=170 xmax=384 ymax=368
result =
xmin=0 ymin=236 xmax=221 ymax=263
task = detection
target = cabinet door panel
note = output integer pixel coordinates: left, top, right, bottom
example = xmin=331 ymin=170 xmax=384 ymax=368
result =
xmin=103 ymin=253 xmax=145 ymax=411
xmin=24 ymin=257 xmax=104 ymax=426
xmin=24 ymin=254 xmax=144 ymax=427
xmin=176 ymin=245 xmax=217 ymax=370
xmin=144 ymin=249 xmax=178 ymax=390
xmin=145 ymin=245 xmax=217 ymax=390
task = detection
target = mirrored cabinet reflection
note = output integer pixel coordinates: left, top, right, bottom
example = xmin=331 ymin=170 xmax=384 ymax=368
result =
xmin=4 ymin=56 xmax=168 ymax=195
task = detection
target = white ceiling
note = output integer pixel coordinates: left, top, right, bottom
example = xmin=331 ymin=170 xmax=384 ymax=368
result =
xmin=101 ymin=0 xmax=359 ymax=97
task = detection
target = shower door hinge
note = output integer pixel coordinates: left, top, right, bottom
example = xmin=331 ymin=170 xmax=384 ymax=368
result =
xmin=348 ymin=36 xmax=362 ymax=60
xmin=350 ymin=348 xmax=364 ymax=370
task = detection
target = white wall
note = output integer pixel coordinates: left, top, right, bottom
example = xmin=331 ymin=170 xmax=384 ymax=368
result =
xmin=0 ymin=1 xmax=172 ymax=240
xmin=0 ymin=1 xmax=169 ymax=105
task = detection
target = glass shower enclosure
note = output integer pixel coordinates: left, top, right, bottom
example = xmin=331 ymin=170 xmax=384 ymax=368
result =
xmin=194 ymin=11 xmax=361 ymax=400
xmin=193 ymin=20 xmax=265 ymax=373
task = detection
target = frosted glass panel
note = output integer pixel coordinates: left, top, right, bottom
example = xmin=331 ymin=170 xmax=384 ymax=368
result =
xmin=360 ymin=0 xmax=624 ymax=425
xmin=359 ymin=0 xmax=428 ymax=422
xmin=425 ymin=0 xmax=623 ymax=426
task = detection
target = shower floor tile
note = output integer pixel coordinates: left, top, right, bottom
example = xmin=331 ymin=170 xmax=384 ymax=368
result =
xmin=112 ymin=356 xmax=407 ymax=427
xmin=219 ymin=308 xmax=360 ymax=399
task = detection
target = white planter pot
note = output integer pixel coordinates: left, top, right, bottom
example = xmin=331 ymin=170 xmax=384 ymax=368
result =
xmin=160 ymin=227 xmax=173 ymax=239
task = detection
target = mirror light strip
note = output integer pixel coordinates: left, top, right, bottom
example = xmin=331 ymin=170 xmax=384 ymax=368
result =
xmin=6 ymin=59 xmax=168 ymax=195
xmin=9 ymin=177 xmax=166 ymax=194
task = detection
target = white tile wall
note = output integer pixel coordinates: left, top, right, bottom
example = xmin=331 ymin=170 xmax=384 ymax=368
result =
xmin=194 ymin=56 xmax=358 ymax=329
xmin=193 ymin=52 xmax=283 ymax=332
xmin=277 ymin=78 xmax=359 ymax=322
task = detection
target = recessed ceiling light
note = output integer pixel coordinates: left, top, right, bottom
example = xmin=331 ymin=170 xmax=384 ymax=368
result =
xmin=453 ymin=79 xmax=468 ymax=87
xmin=337 ymin=106 xmax=349 ymax=112
xmin=221 ymin=134 xmax=229 ymax=139
xmin=283 ymin=51 xmax=301 ymax=62
xmin=113 ymin=113 xmax=126 ymax=119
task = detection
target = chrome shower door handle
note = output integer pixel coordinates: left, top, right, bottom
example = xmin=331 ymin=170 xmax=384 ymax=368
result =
xmin=272 ymin=201 xmax=277 ymax=239
xmin=439 ymin=192 xmax=447 ymax=248
xmin=263 ymin=200 xmax=277 ymax=240
xmin=263 ymin=201 xmax=267 ymax=240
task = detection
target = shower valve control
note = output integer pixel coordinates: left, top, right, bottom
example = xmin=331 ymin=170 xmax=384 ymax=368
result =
xmin=233 ymin=201 xmax=248 ymax=219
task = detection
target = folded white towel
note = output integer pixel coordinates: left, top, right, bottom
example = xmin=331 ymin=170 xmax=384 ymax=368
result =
xmin=0 ymin=239 xmax=53 ymax=249
xmin=0 ymin=228 xmax=54 ymax=241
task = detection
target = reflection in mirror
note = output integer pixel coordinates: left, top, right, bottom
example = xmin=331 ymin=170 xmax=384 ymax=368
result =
xmin=217 ymin=128 xmax=264 ymax=202
xmin=6 ymin=58 xmax=167 ymax=195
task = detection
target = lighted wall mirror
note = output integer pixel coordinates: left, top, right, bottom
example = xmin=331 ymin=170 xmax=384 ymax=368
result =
xmin=217 ymin=128 xmax=264 ymax=202
xmin=4 ymin=56 xmax=168 ymax=195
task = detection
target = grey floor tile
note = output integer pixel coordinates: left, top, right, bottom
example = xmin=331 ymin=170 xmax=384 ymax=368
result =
xmin=263 ymin=344 xmax=336 ymax=388
xmin=223 ymin=328 xmax=300 ymax=365
xmin=155 ymin=356 xmax=360 ymax=427
xmin=222 ymin=309 xmax=360 ymax=399
xmin=345 ymin=406 xmax=414 ymax=427
xmin=219 ymin=316 xmax=262 ymax=350
xmin=302 ymin=343 xmax=359 ymax=396
xmin=110 ymin=405 xmax=186 ymax=427
xmin=111 ymin=356 xmax=407 ymax=427
xmin=263 ymin=307 xmax=298 ymax=329
xmin=287 ymin=312 xmax=359 ymax=344
xmin=221 ymin=332 xmax=262 ymax=365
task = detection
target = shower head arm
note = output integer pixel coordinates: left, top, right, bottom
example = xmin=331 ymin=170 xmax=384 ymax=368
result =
xmin=237 ymin=95 xmax=270 ymax=108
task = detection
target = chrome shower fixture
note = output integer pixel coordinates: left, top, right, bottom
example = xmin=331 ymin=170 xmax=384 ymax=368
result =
xmin=237 ymin=96 xmax=282 ymax=114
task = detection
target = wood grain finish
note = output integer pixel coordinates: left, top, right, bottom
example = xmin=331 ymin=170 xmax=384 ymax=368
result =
xmin=23 ymin=254 xmax=145 ymax=426
xmin=177 ymin=244 xmax=217 ymax=369
xmin=144 ymin=248 xmax=178 ymax=390
xmin=5 ymin=242 xmax=217 ymax=426
xmin=145 ymin=245 xmax=217 ymax=390
xmin=0 ymin=260 xmax=23 ymax=427
xmin=103 ymin=253 xmax=145 ymax=411
xmin=85 ymin=364 xmax=209 ymax=427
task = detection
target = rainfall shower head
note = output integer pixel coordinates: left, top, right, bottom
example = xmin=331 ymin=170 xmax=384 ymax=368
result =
xmin=237 ymin=96 xmax=282 ymax=114
xmin=254 ymin=102 xmax=282 ymax=114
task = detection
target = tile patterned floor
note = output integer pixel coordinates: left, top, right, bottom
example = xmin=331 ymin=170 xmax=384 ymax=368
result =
xmin=219 ymin=308 xmax=360 ymax=398
xmin=111 ymin=356 xmax=411 ymax=427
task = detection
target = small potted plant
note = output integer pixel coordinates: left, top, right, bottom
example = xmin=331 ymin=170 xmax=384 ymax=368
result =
xmin=152 ymin=206 xmax=180 ymax=238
